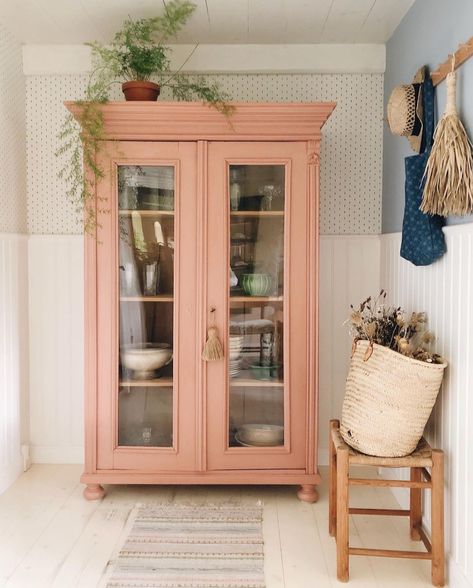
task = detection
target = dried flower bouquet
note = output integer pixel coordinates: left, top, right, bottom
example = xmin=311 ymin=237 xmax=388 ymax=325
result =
xmin=346 ymin=290 xmax=443 ymax=364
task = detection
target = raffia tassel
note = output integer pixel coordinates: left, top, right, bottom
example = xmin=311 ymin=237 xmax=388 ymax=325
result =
xmin=202 ymin=326 xmax=224 ymax=361
xmin=422 ymin=71 xmax=473 ymax=216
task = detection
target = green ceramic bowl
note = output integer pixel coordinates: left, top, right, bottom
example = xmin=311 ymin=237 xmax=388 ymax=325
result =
xmin=250 ymin=362 xmax=282 ymax=381
xmin=242 ymin=273 xmax=272 ymax=296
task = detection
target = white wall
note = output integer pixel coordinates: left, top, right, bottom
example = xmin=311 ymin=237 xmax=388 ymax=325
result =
xmin=28 ymin=236 xmax=84 ymax=464
xmin=0 ymin=24 xmax=28 ymax=492
xmin=381 ymin=225 xmax=473 ymax=588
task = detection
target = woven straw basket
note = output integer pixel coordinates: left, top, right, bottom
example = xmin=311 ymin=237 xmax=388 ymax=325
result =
xmin=341 ymin=340 xmax=447 ymax=457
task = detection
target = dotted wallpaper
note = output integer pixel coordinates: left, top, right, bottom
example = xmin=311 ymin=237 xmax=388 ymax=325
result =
xmin=0 ymin=24 xmax=26 ymax=233
xmin=26 ymin=73 xmax=383 ymax=235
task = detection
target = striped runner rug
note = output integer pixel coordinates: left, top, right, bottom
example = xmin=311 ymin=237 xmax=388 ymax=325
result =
xmin=103 ymin=504 xmax=265 ymax=588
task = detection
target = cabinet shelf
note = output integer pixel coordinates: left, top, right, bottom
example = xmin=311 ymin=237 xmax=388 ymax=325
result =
xmin=119 ymin=210 xmax=174 ymax=216
xmin=230 ymin=378 xmax=284 ymax=387
xmin=120 ymin=377 xmax=173 ymax=388
xmin=230 ymin=211 xmax=284 ymax=217
xmin=120 ymin=295 xmax=174 ymax=302
xmin=230 ymin=296 xmax=283 ymax=303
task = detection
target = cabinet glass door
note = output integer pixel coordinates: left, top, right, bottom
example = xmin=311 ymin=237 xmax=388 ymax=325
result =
xmin=118 ymin=165 xmax=175 ymax=448
xmin=228 ymin=165 xmax=285 ymax=449
xmin=95 ymin=142 xmax=197 ymax=471
xmin=206 ymin=142 xmax=310 ymax=471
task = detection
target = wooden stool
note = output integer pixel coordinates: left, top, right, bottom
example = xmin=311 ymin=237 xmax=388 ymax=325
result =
xmin=329 ymin=419 xmax=444 ymax=586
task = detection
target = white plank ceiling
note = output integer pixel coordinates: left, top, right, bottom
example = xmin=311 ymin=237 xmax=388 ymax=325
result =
xmin=0 ymin=0 xmax=414 ymax=45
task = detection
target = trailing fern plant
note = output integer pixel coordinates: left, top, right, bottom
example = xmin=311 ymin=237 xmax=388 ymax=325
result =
xmin=57 ymin=0 xmax=232 ymax=234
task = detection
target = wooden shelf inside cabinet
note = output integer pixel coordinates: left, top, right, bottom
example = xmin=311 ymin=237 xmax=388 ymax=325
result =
xmin=230 ymin=211 xmax=284 ymax=217
xmin=120 ymin=377 xmax=173 ymax=388
xmin=119 ymin=210 xmax=174 ymax=216
xmin=230 ymin=296 xmax=283 ymax=303
xmin=120 ymin=295 xmax=174 ymax=302
xmin=230 ymin=378 xmax=284 ymax=388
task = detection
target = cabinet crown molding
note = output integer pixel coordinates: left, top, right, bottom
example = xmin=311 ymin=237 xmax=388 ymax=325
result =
xmin=65 ymin=101 xmax=336 ymax=142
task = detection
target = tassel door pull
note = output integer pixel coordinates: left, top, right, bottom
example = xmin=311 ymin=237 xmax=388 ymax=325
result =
xmin=202 ymin=307 xmax=224 ymax=361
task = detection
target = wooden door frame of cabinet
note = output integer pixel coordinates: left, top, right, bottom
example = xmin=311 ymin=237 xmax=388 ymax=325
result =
xmin=67 ymin=102 xmax=336 ymax=502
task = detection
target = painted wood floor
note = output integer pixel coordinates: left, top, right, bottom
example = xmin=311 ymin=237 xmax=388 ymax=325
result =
xmin=0 ymin=465 xmax=445 ymax=587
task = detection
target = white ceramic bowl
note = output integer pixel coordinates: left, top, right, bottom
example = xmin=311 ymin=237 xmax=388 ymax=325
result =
xmin=237 ymin=424 xmax=284 ymax=446
xmin=121 ymin=343 xmax=172 ymax=380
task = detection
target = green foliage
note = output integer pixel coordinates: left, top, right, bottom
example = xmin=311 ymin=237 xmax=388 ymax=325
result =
xmin=57 ymin=0 xmax=233 ymax=234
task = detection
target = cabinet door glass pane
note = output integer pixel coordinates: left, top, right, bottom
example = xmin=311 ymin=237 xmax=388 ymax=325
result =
xmin=228 ymin=165 xmax=285 ymax=448
xmin=117 ymin=166 xmax=175 ymax=447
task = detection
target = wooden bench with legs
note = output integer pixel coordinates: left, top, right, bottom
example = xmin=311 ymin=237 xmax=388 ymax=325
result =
xmin=329 ymin=419 xmax=445 ymax=586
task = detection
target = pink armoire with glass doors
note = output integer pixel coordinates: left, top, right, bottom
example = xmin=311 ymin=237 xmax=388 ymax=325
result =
xmin=66 ymin=101 xmax=335 ymax=502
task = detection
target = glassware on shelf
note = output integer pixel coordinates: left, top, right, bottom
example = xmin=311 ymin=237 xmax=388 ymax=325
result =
xmin=118 ymin=166 xmax=141 ymax=210
xmin=142 ymin=426 xmax=152 ymax=444
xmin=230 ymin=267 xmax=238 ymax=288
xmin=159 ymin=190 xmax=174 ymax=211
xmin=143 ymin=261 xmax=160 ymax=296
xmin=229 ymin=166 xmax=244 ymax=212
xmin=230 ymin=180 xmax=242 ymax=211
xmin=120 ymin=262 xmax=139 ymax=296
xmin=257 ymin=184 xmax=283 ymax=211
xmin=260 ymin=332 xmax=274 ymax=366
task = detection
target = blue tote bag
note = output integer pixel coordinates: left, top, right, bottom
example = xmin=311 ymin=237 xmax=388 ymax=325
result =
xmin=400 ymin=71 xmax=446 ymax=266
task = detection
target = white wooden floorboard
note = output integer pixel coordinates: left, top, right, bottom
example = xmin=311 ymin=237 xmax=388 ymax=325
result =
xmin=0 ymin=465 xmax=449 ymax=587
xmin=50 ymin=504 xmax=131 ymax=588
xmin=0 ymin=466 xmax=82 ymax=583
xmin=276 ymin=487 xmax=333 ymax=588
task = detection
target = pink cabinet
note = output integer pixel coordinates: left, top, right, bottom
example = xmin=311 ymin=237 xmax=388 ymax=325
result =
xmin=67 ymin=102 xmax=335 ymax=502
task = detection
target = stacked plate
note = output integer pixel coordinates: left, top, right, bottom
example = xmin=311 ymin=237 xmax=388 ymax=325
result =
xmin=229 ymin=335 xmax=244 ymax=378
xmin=229 ymin=358 xmax=241 ymax=378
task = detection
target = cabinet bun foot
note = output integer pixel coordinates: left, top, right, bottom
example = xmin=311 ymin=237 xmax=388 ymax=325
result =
xmin=83 ymin=484 xmax=106 ymax=501
xmin=297 ymin=484 xmax=318 ymax=503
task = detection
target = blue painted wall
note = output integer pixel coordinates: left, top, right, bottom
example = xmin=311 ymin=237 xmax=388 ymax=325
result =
xmin=382 ymin=0 xmax=473 ymax=233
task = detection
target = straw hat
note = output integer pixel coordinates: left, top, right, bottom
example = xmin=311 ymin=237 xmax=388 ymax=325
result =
xmin=387 ymin=67 xmax=425 ymax=153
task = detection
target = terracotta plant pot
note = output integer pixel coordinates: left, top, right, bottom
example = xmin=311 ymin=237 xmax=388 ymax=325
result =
xmin=122 ymin=81 xmax=160 ymax=101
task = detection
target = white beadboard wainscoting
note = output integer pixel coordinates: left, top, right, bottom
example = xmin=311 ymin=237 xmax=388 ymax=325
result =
xmin=28 ymin=235 xmax=84 ymax=463
xmin=0 ymin=234 xmax=28 ymax=493
xmin=26 ymin=234 xmax=380 ymax=466
xmin=318 ymin=235 xmax=380 ymax=462
xmin=380 ymin=224 xmax=473 ymax=588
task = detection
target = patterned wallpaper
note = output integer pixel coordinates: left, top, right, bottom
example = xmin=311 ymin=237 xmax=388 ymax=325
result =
xmin=26 ymin=73 xmax=383 ymax=235
xmin=0 ymin=24 xmax=26 ymax=233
